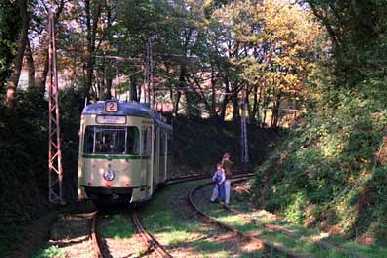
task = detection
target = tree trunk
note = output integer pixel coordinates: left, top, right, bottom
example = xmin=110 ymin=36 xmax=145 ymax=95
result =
xmin=103 ymin=60 xmax=113 ymax=100
xmin=232 ymin=92 xmax=240 ymax=122
xmin=255 ymin=85 xmax=263 ymax=125
xmin=174 ymin=66 xmax=186 ymax=116
xmin=5 ymin=0 xmax=29 ymax=108
xmin=36 ymin=49 xmax=49 ymax=94
xmin=262 ymin=91 xmax=269 ymax=127
xmin=84 ymin=0 xmax=102 ymax=99
xmin=271 ymin=93 xmax=281 ymax=128
xmin=210 ymin=67 xmax=217 ymax=118
xmin=174 ymin=91 xmax=181 ymax=116
xmin=129 ymin=75 xmax=138 ymax=102
xmin=220 ymin=75 xmax=230 ymax=121
xmin=101 ymin=2 xmax=113 ymax=100
xmin=25 ymin=37 xmax=35 ymax=89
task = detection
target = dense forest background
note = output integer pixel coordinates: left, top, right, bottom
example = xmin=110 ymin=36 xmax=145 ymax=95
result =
xmin=0 ymin=0 xmax=387 ymax=254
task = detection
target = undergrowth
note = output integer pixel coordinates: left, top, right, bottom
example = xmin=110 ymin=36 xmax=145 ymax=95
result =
xmin=254 ymin=82 xmax=387 ymax=244
xmin=0 ymin=88 xmax=83 ymax=256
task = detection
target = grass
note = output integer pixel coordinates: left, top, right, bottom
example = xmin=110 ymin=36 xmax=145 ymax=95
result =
xmin=101 ymin=214 xmax=135 ymax=239
xmin=31 ymin=180 xmax=387 ymax=258
xmin=139 ymin=180 xmax=276 ymax=257
xmin=32 ymin=245 xmax=66 ymax=258
xmin=196 ymin=182 xmax=387 ymax=258
xmin=142 ymin=181 xmax=225 ymax=255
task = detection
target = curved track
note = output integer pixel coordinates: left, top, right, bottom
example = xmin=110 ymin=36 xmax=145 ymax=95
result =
xmin=131 ymin=211 xmax=173 ymax=258
xmin=166 ymin=171 xmax=254 ymax=186
xmin=223 ymin=181 xmax=367 ymax=258
xmin=89 ymin=209 xmax=172 ymax=258
xmin=188 ymin=176 xmax=312 ymax=258
xmin=89 ymin=211 xmax=104 ymax=258
xmin=61 ymin=172 xmax=255 ymax=257
xmin=62 ymin=210 xmax=106 ymax=258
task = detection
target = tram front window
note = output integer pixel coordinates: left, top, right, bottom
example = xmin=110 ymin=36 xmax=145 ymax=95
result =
xmin=83 ymin=126 xmax=140 ymax=155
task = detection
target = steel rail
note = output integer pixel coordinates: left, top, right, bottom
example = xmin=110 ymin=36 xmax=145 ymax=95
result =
xmin=166 ymin=171 xmax=255 ymax=186
xmin=226 ymin=182 xmax=366 ymax=258
xmin=131 ymin=211 xmax=172 ymax=258
xmin=89 ymin=211 xmax=104 ymax=258
xmin=188 ymin=176 xmax=312 ymax=258
xmin=48 ymin=208 xmax=106 ymax=257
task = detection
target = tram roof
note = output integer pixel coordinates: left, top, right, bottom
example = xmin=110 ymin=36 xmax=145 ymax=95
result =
xmin=82 ymin=101 xmax=172 ymax=130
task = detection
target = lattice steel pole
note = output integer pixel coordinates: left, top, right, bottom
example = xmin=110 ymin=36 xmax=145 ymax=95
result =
xmin=150 ymin=38 xmax=155 ymax=109
xmin=48 ymin=10 xmax=64 ymax=204
xmin=144 ymin=37 xmax=155 ymax=108
xmin=240 ymin=85 xmax=249 ymax=169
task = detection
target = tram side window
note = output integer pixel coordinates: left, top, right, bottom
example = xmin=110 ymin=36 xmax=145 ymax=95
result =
xmin=127 ymin=127 xmax=140 ymax=155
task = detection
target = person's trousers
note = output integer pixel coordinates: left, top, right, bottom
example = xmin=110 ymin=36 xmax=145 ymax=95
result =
xmin=225 ymin=180 xmax=231 ymax=205
xmin=211 ymin=181 xmax=231 ymax=204
xmin=210 ymin=185 xmax=218 ymax=201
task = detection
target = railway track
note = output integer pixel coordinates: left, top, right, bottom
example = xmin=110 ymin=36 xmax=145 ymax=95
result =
xmin=188 ymin=175 xmax=313 ymax=258
xmin=131 ymin=211 xmax=173 ymax=257
xmin=89 ymin=211 xmax=105 ymax=258
xmin=57 ymin=172 xmax=255 ymax=258
xmin=125 ymin=172 xmax=256 ymax=258
xmin=69 ymin=209 xmax=171 ymax=258
xmin=88 ymin=209 xmax=173 ymax=258
xmin=54 ymin=172 xmax=369 ymax=257
xmin=226 ymin=181 xmax=367 ymax=258
xmin=60 ymin=210 xmax=106 ymax=258
xmin=166 ymin=171 xmax=254 ymax=186
xmin=188 ymin=177 xmax=368 ymax=258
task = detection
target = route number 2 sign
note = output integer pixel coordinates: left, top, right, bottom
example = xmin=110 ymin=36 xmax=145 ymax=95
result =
xmin=105 ymin=101 xmax=118 ymax=112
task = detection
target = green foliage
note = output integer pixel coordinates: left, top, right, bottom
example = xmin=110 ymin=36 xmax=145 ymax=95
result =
xmin=284 ymin=192 xmax=309 ymax=224
xmin=33 ymin=245 xmax=66 ymax=258
xmin=101 ymin=214 xmax=135 ymax=239
xmin=255 ymin=0 xmax=387 ymax=235
xmin=0 ymin=88 xmax=83 ymax=255
xmin=0 ymin=89 xmax=49 ymax=256
xmin=59 ymin=88 xmax=84 ymax=200
xmin=254 ymin=78 xmax=387 ymax=240
xmin=0 ymin=0 xmax=21 ymax=87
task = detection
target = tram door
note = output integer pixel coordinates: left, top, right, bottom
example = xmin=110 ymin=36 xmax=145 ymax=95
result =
xmin=159 ymin=130 xmax=167 ymax=182
xmin=142 ymin=126 xmax=153 ymax=198
xmin=153 ymin=126 xmax=160 ymax=186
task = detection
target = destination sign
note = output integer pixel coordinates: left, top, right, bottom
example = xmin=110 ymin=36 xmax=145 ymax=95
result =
xmin=96 ymin=115 xmax=126 ymax=124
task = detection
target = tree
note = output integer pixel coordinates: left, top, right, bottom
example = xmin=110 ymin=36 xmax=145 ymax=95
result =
xmin=4 ymin=0 xmax=30 ymax=108
xmin=213 ymin=0 xmax=322 ymax=126
xmin=305 ymin=0 xmax=387 ymax=87
xmin=0 ymin=0 xmax=22 ymax=91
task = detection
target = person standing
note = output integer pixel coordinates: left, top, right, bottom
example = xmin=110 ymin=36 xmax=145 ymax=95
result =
xmin=222 ymin=153 xmax=233 ymax=206
xmin=210 ymin=163 xmax=226 ymax=203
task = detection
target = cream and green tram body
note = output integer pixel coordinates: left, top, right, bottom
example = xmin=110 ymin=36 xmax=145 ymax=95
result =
xmin=77 ymin=101 xmax=172 ymax=203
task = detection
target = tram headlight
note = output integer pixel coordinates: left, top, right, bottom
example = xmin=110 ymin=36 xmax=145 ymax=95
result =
xmin=103 ymin=169 xmax=115 ymax=181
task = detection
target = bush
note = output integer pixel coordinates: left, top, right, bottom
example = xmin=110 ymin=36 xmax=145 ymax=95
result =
xmin=254 ymin=82 xmax=387 ymax=240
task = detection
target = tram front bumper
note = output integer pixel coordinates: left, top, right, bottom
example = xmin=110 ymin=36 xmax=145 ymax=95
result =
xmin=83 ymin=186 xmax=133 ymax=200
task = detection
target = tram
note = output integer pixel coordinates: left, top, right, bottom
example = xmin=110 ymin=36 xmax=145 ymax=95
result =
xmin=77 ymin=100 xmax=172 ymax=203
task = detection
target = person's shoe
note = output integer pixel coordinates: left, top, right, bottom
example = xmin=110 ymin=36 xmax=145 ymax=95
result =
xmin=210 ymin=199 xmax=216 ymax=203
